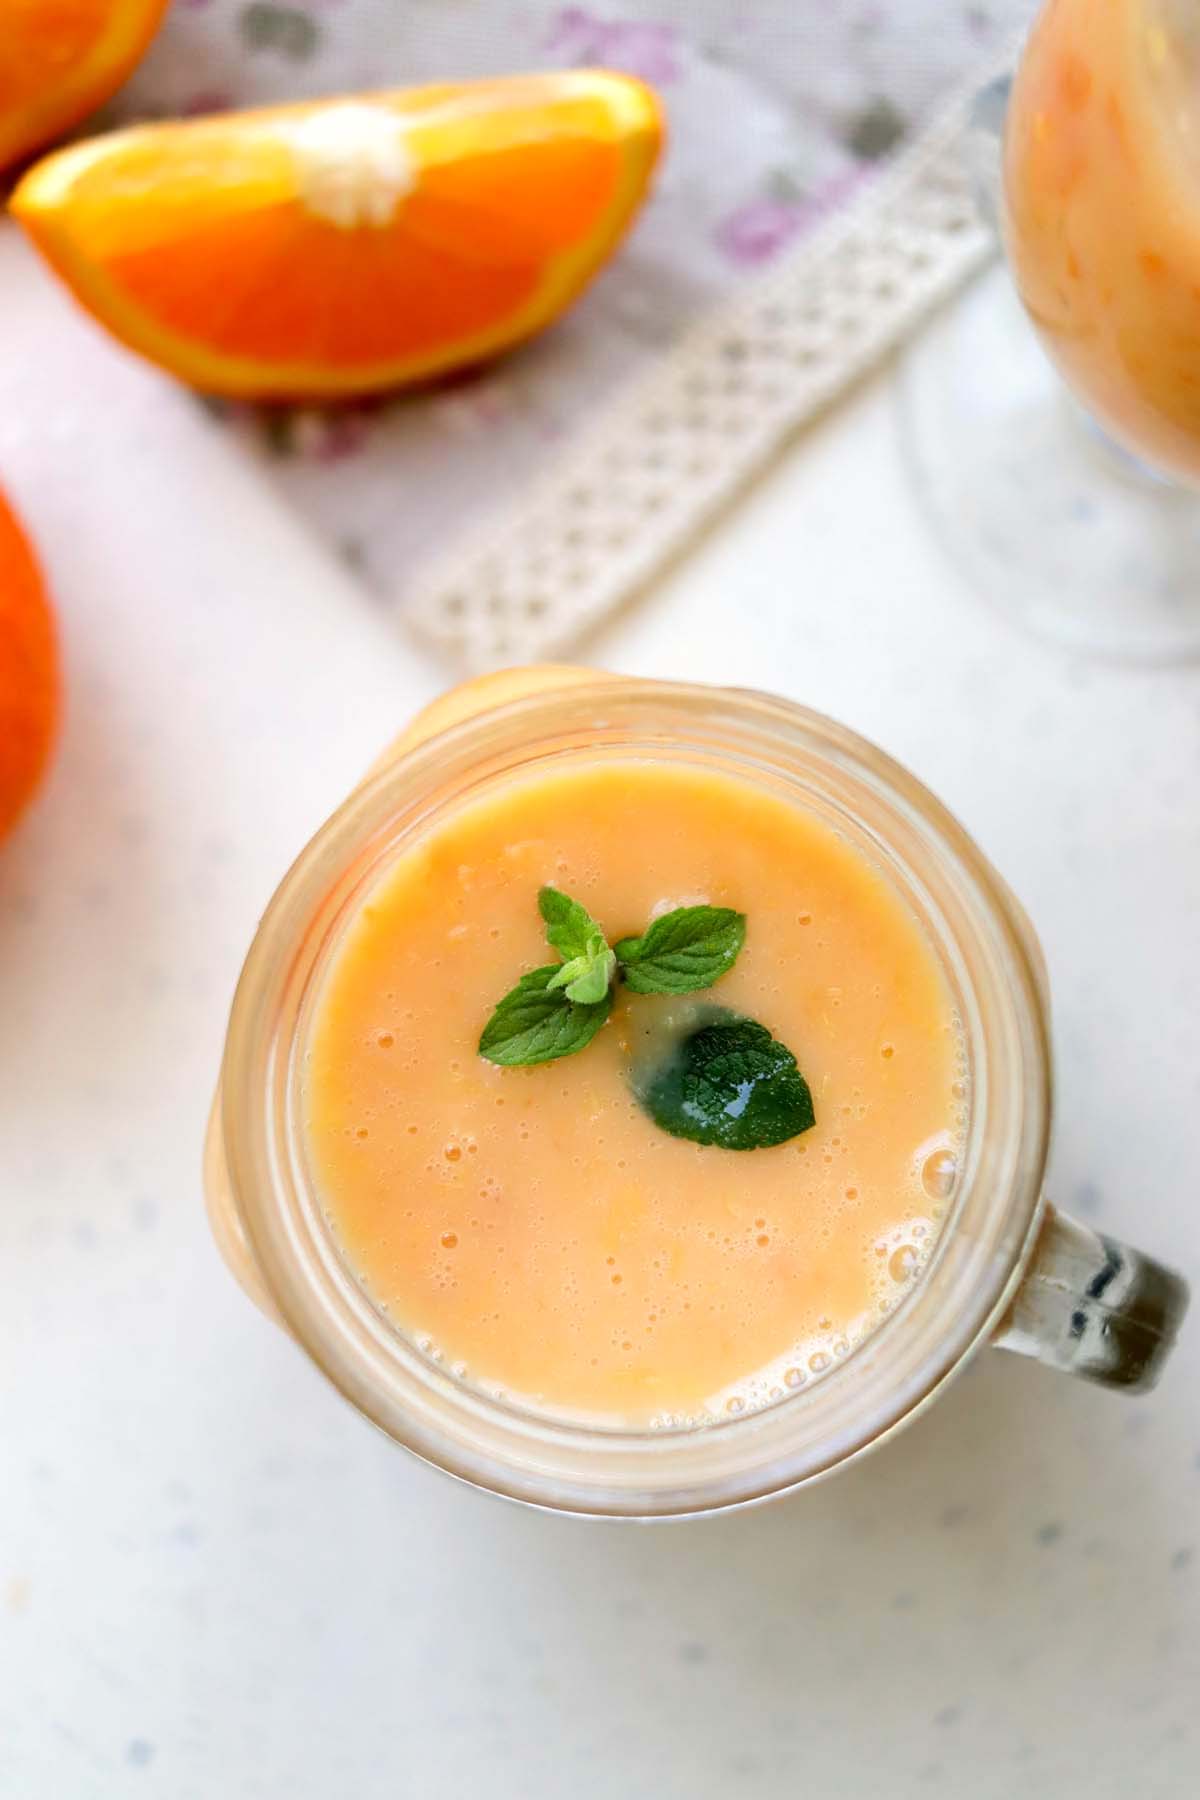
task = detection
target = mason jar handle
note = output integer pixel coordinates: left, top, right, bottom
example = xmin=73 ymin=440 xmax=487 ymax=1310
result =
xmin=993 ymin=1205 xmax=1190 ymax=1393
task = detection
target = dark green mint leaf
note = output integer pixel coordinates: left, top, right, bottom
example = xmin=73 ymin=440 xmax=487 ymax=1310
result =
xmin=615 ymin=906 xmax=746 ymax=995
xmin=479 ymin=965 xmax=612 ymax=1067
xmin=538 ymin=885 xmax=606 ymax=964
xmin=636 ymin=1016 xmax=814 ymax=1150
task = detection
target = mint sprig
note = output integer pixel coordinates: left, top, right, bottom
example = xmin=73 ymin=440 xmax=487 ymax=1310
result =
xmin=537 ymin=890 xmax=616 ymax=1005
xmin=477 ymin=886 xmax=816 ymax=1150
xmin=481 ymin=887 xmax=746 ymax=1068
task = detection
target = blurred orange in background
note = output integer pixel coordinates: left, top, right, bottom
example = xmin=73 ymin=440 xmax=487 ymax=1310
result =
xmin=12 ymin=73 xmax=664 ymax=399
xmin=0 ymin=488 xmax=59 ymax=842
xmin=0 ymin=0 xmax=168 ymax=171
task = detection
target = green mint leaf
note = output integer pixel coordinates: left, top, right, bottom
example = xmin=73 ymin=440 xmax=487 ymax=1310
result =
xmin=538 ymin=893 xmax=617 ymax=1007
xmin=479 ymin=965 xmax=612 ymax=1067
xmin=562 ymin=943 xmax=616 ymax=1005
xmin=538 ymin=885 xmax=606 ymax=963
xmin=545 ymin=934 xmax=616 ymax=1004
xmin=636 ymin=1015 xmax=814 ymax=1150
xmin=615 ymin=906 xmax=746 ymax=995
xmin=545 ymin=954 xmax=589 ymax=993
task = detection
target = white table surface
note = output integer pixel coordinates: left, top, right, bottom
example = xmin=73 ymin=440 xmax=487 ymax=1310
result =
xmin=1 ymin=228 xmax=1197 ymax=1800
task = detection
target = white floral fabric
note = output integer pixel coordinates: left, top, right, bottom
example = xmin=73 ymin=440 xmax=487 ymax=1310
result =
xmin=105 ymin=1 xmax=1035 ymax=655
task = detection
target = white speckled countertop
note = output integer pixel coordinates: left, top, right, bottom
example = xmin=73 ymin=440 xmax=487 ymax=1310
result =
xmin=1 ymin=230 xmax=1197 ymax=1799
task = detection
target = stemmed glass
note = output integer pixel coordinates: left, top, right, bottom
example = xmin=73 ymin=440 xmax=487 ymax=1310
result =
xmin=900 ymin=0 xmax=1200 ymax=662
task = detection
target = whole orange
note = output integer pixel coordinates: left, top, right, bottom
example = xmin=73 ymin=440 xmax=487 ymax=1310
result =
xmin=0 ymin=488 xmax=58 ymax=841
xmin=0 ymin=0 xmax=170 ymax=171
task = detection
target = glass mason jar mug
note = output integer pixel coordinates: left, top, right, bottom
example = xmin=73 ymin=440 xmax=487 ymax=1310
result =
xmin=205 ymin=674 xmax=1189 ymax=1517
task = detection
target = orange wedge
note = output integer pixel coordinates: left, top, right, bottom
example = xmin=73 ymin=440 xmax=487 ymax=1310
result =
xmin=0 ymin=487 xmax=59 ymax=842
xmin=11 ymin=73 xmax=664 ymax=399
xmin=0 ymin=0 xmax=169 ymax=171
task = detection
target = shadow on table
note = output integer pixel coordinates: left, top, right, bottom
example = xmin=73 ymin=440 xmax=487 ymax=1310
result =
xmin=446 ymin=1339 xmax=1189 ymax=1716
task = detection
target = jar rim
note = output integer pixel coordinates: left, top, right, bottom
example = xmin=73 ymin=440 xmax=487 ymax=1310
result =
xmin=219 ymin=679 xmax=1052 ymax=1516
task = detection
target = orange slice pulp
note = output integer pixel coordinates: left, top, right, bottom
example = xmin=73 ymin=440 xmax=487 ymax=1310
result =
xmin=0 ymin=0 xmax=169 ymax=171
xmin=11 ymin=72 xmax=664 ymax=398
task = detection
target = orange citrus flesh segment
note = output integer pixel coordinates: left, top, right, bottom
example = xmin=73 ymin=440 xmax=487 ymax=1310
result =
xmin=0 ymin=489 xmax=59 ymax=841
xmin=11 ymin=74 xmax=664 ymax=398
xmin=0 ymin=0 xmax=168 ymax=171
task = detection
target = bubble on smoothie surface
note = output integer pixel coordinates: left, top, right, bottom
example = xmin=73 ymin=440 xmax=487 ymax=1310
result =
xmin=921 ymin=1148 xmax=957 ymax=1201
xmin=889 ymin=1244 xmax=918 ymax=1283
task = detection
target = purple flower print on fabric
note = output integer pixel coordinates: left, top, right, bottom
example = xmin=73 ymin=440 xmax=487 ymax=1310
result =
xmin=181 ymin=91 xmax=235 ymax=117
xmin=290 ymin=407 xmax=376 ymax=462
xmin=545 ymin=9 xmax=681 ymax=85
xmin=715 ymin=168 xmax=867 ymax=266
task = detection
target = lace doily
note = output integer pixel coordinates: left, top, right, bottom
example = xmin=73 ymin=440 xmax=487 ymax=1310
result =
xmin=403 ymin=81 xmax=995 ymax=668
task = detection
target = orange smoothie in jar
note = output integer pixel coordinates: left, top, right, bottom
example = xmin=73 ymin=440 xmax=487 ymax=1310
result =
xmin=1005 ymin=0 xmax=1200 ymax=480
xmin=302 ymin=749 xmax=966 ymax=1427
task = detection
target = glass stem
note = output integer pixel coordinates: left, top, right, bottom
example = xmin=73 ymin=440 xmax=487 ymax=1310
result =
xmin=965 ymin=73 xmax=1011 ymax=234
